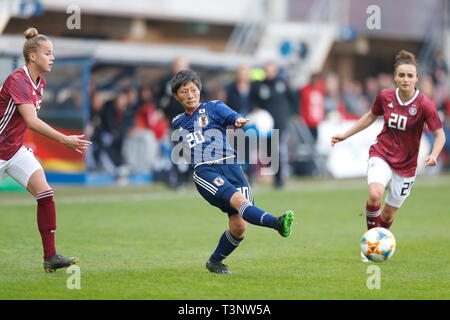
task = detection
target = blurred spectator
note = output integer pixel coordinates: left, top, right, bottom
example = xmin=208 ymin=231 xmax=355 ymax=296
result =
xmin=125 ymin=86 xmax=140 ymax=111
xmin=420 ymin=75 xmax=450 ymax=169
xmin=225 ymin=64 xmax=253 ymax=115
xmin=430 ymin=49 xmax=448 ymax=86
xmin=155 ymin=56 xmax=192 ymax=188
xmin=364 ymin=76 xmax=380 ymax=105
xmin=251 ymin=61 xmax=295 ymax=188
xmin=323 ymin=72 xmax=346 ymax=120
xmin=419 ymin=75 xmax=436 ymax=102
xmin=225 ymin=64 xmax=255 ymax=183
xmin=443 ymin=98 xmax=450 ymax=168
xmin=298 ymin=73 xmax=325 ymax=141
xmin=122 ymin=86 xmax=166 ymax=176
xmin=135 ymin=86 xmax=169 ymax=141
xmin=341 ymin=79 xmax=370 ymax=118
xmin=377 ymin=72 xmax=394 ymax=90
xmin=155 ymin=56 xmax=190 ymax=121
xmin=85 ymin=90 xmax=107 ymax=171
xmin=102 ymin=90 xmax=136 ymax=183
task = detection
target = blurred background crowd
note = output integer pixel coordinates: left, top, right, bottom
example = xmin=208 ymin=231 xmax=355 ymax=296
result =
xmin=1 ymin=0 xmax=450 ymax=189
xmin=84 ymin=52 xmax=450 ymax=188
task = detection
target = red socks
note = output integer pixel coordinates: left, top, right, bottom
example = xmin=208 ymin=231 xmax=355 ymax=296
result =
xmin=365 ymin=202 xmax=381 ymax=230
xmin=380 ymin=218 xmax=393 ymax=229
xmin=36 ymin=190 xmax=57 ymax=259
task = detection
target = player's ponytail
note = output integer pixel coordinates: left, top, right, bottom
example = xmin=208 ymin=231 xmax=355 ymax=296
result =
xmin=23 ymin=27 xmax=50 ymax=63
xmin=394 ymin=50 xmax=419 ymax=74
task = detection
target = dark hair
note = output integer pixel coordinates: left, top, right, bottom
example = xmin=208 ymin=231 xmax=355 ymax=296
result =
xmin=170 ymin=69 xmax=202 ymax=95
xmin=394 ymin=50 xmax=418 ymax=74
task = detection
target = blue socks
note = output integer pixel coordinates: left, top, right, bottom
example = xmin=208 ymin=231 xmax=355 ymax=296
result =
xmin=211 ymin=230 xmax=243 ymax=262
xmin=211 ymin=203 xmax=277 ymax=262
xmin=238 ymin=202 xmax=277 ymax=228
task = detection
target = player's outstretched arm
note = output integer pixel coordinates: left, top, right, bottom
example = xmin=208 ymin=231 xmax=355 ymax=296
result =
xmin=425 ymin=128 xmax=446 ymax=167
xmin=331 ymin=111 xmax=378 ymax=146
xmin=18 ymin=104 xmax=91 ymax=154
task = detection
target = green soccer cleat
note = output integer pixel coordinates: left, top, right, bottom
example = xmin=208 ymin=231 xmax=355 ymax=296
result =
xmin=275 ymin=210 xmax=295 ymax=237
xmin=44 ymin=254 xmax=79 ymax=273
xmin=206 ymin=257 xmax=232 ymax=274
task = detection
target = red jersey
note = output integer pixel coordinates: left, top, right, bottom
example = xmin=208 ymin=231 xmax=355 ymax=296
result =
xmin=369 ymin=88 xmax=442 ymax=177
xmin=0 ymin=66 xmax=46 ymax=160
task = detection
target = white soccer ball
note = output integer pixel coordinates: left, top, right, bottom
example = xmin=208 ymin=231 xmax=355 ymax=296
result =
xmin=360 ymin=227 xmax=396 ymax=262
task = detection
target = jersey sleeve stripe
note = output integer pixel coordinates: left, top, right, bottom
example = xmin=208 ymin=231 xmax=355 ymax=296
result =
xmin=0 ymin=99 xmax=16 ymax=134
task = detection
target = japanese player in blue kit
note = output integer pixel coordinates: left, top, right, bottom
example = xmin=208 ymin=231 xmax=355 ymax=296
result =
xmin=170 ymin=70 xmax=295 ymax=274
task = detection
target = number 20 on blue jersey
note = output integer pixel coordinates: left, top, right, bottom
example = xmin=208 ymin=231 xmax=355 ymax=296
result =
xmin=186 ymin=130 xmax=205 ymax=148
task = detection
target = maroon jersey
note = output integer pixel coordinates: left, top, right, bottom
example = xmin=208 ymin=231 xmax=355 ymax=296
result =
xmin=0 ymin=66 xmax=45 ymax=160
xmin=369 ymin=88 xmax=442 ymax=177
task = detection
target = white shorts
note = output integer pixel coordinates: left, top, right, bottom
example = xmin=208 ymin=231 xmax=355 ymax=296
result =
xmin=367 ymin=157 xmax=416 ymax=208
xmin=0 ymin=146 xmax=43 ymax=188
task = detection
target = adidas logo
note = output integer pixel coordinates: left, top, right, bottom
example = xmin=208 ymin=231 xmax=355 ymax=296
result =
xmin=387 ymin=102 xmax=393 ymax=108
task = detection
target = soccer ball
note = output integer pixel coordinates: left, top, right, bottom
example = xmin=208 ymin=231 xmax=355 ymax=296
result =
xmin=360 ymin=227 xmax=396 ymax=262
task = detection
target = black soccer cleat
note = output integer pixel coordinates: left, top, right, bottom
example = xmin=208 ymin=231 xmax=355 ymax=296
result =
xmin=44 ymin=254 xmax=79 ymax=273
xmin=206 ymin=257 xmax=231 ymax=274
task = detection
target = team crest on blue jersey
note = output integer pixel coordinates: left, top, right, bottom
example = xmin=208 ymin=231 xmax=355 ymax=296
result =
xmin=409 ymin=105 xmax=417 ymax=116
xmin=198 ymin=114 xmax=209 ymax=127
xmin=213 ymin=177 xmax=225 ymax=187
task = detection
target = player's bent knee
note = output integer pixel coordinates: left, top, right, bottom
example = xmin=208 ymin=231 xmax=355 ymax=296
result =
xmin=27 ymin=169 xmax=51 ymax=196
xmin=368 ymin=187 xmax=384 ymax=204
xmin=229 ymin=191 xmax=248 ymax=211
xmin=368 ymin=192 xmax=382 ymax=204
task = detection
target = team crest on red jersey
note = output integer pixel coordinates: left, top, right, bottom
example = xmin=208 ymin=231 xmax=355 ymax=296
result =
xmin=408 ymin=105 xmax=417 ymax=116
xmin=197 ymin=114 xmax=209 ymax=127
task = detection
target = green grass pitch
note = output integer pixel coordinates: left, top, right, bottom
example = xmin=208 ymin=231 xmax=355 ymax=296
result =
xmin=0 ymin=175 xmax=449 ymax=300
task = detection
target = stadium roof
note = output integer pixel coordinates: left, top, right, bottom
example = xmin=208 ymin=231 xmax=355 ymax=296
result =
xmin=0 ymin=35 xmax=254 ymax=68
xmin=39 ymin=0 xmax=262 ymax=25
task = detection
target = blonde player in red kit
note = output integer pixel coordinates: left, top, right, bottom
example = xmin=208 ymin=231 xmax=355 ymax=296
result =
xmin=331 ymin=50 xmax=445 ymax=259
xmin=0 ymin=28 xmax=91 ymax=272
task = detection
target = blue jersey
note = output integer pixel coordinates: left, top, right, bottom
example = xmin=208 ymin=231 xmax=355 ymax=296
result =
xmin=171 ymin=100 xmax=243 ymax=167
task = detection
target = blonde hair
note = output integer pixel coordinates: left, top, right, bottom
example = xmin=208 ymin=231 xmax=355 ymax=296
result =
xmin=23 ymin=27 xmax=50 ymax=63
xmin=394 ymin=50 xmax=419 ymax=74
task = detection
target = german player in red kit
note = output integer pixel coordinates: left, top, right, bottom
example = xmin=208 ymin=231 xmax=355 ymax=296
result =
xmin=0 ymin=28 xmax=91 ymax=272
xmin=331 ymin=50 xmax=445 ymax=260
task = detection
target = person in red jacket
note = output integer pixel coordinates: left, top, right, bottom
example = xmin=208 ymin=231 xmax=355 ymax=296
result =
xmin=299 ymin=73 xmax=325 ymax=141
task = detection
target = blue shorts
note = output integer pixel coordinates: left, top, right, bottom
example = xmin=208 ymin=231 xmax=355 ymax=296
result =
xmin=193 ymin=163 xmax=253 ymax=216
